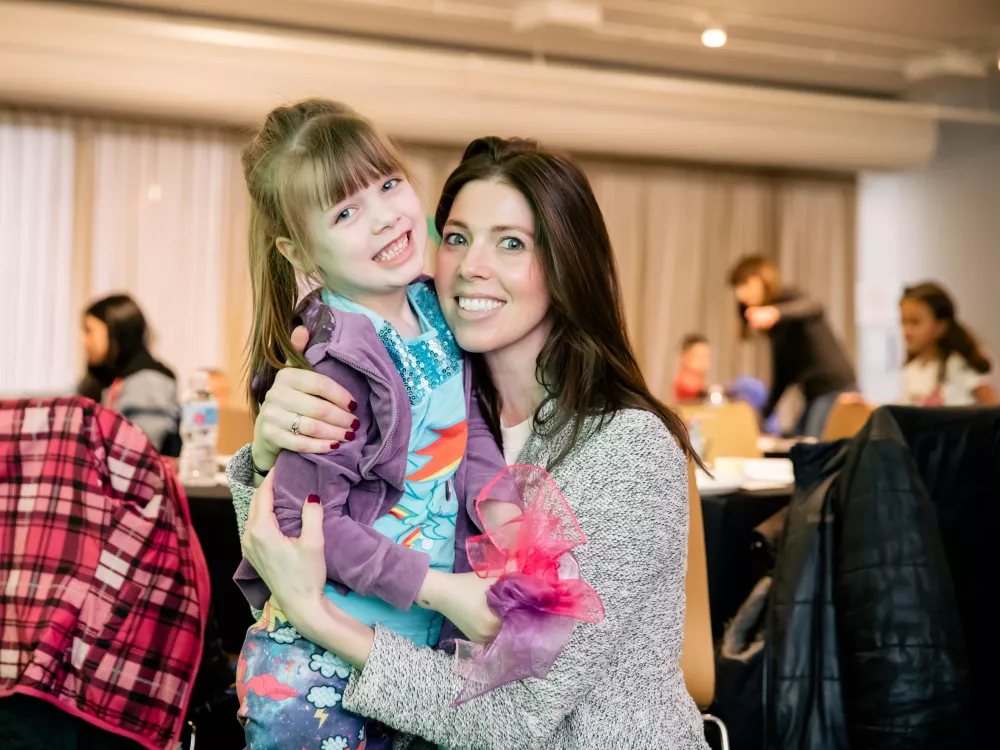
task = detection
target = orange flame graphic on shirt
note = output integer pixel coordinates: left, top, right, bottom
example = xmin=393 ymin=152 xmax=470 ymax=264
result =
xmin=405 ymin=420 xmax=467 ymax=482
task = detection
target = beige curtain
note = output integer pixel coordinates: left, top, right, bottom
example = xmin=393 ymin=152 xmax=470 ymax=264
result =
xmin=1 ymin=110 xmax=853 ymax=407
xmin=0 ymin=110 xmax=77 ymax=396
xmin=583 ymin=158 xmax=855 ymax=403
xmin=775 ymin=178 xmax=856 ymax=351
xmin=81 ymin=121 xmax=247 ymax=398
xmin=401 ymin=144 xmax=462 ymax=271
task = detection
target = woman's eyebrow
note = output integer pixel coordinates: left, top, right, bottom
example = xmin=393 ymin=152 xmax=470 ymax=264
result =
xmin=492 ymin=224 xmax=534 ymax=238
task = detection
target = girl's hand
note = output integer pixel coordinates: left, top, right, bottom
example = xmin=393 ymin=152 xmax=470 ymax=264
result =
xmin=252 ymin=326 xmax=359 ymax=472
xmin=745 ymin=305 xmax=781 ymax=331
xmin=418 ymin=570 xmax=501 ymax=644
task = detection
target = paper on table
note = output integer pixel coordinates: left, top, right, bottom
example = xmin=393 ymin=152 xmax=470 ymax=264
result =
xmin=742 ymin=458 xmax=794 ymax=484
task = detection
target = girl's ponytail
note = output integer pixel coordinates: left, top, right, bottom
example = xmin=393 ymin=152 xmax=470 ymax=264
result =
xmin=245 ymin=206 xmax=310 ymax=414
xmin=240 ymin=98 xmax=407 ymax=415
xmin=941 ymin=319 xmax=991 ymax=376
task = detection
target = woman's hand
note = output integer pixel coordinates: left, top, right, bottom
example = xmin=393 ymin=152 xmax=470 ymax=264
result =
xmin=745 ymin=305 xmax=781 ymax=331
xmin=241 ymin=472 xmax=328 ymax=618
xmin=417 ymin=570 xmax=501 ymax=644
xmin=252 ymin=326 xmax=359 ymax=472
xmin=241 ymin=472 xmax=375 ymax=667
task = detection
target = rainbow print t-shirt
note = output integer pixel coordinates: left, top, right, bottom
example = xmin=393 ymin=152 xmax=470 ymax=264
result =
xmin=320 ymin=283 xmax=465 ymax=647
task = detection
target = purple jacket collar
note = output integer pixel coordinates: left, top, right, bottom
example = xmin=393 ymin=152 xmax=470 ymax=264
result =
xmin=292 ymin=282 xmax=512 ymax=536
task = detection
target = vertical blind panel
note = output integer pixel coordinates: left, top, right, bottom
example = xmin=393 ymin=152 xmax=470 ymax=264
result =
xmin=0 ymin=112 xmax=76 ymax=396
xmin=89 ymin=124 xmax=235 ymax=391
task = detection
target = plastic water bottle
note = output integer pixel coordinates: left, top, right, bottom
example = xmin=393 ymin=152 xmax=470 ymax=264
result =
xmin=178 ymin=370 xmax=219 ymax=485
xmin=688 ymin=418 xmax=704 ymax=459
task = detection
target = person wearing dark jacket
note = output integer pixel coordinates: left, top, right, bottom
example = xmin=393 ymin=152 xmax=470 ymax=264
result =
xmin=765 ymin=405 xmax=1000 ymax=749
xmin=728 ymin=256 xmax=856 ymax=438
xmin=78 ymin=294 xmax=182 ymax=457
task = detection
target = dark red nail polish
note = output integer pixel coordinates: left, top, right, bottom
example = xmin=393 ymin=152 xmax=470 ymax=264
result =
xmin=330 ymin=442 xmax=340 ymax=450
xmin=345 ymin=431 xmax=355 ymax=441
xmin=306 ymin=494 xmax=320 ymax=504
xmin=348 ymin=400 xmax=358 ymax=412
xmin=351 ymin=418 xmax=360 ymax=430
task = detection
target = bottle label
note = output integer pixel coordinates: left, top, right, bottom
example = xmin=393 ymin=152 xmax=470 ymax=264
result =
xmin=182 ymin=402 xmax=218 ymax=428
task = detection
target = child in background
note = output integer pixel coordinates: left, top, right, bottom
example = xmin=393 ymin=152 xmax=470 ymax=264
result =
xmin=234 ymin=99 xmax=519 ymax=750
xmin=899 ymin=282 xmax=997 ymax=406
xmin=728 ymin=255 xmax=857 ymax=438
xmin=674 ymin=333 xmax=710 ymax=403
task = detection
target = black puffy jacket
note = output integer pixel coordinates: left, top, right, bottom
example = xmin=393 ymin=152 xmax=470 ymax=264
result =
xmin=764 ymin=406 xmax=999 ymax=749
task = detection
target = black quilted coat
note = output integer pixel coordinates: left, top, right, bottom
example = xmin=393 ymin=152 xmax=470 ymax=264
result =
xmin=764 ymin=406 xmax=1000 ymax=749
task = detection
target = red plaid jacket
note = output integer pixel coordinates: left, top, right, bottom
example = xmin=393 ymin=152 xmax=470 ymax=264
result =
xmin=0 ymin=397 xmax=210 ymax=750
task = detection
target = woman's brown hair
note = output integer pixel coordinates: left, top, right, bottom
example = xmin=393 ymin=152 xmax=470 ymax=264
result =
xmin=727 ymin=255 xmax=783 ymax=300
xmin=435 ymin=137 xmax=701 ymax=468
xmin=728 ymin=255 xmax=783 ymax=338
xmin=901 ymin=282 xmax=991 ymax=379
xmin=242 ymin=99 xmax=408 ymax=413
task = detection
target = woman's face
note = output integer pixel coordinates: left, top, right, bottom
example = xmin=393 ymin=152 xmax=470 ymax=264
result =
xmin=900 ymin=298 xmax=945 ymax=357
xmin=82 ymin=314 xmax=110 ymax=365
xmin=435 ymin=179 xmax=551 ymax=356
xmin=735 ymin=276 xmax=766 ymax=308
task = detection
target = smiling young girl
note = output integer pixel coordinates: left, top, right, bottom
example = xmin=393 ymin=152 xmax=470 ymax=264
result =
xmin=233 ymin=100 xmax=518 ymax=750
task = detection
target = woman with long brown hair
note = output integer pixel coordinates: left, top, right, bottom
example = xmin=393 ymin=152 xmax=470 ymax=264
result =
xmin=728 ymin=255 xmax=856 ymax=438
xmin=229 ymin=137 xmax=709 ymax=747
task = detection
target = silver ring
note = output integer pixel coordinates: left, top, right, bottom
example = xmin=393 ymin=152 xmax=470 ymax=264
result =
xmin=290 ymin=415 xmax=301 ymax=436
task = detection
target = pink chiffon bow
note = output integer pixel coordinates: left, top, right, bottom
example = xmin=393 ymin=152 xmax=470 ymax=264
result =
xmin=452 ymin=464 xmax=606 ymax=706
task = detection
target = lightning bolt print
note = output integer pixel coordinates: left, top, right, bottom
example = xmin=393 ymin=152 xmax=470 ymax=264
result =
xmin=406 ymin=421 xmax=467 ymax=482
xmin=314 ymin=708 xmax=329 ymax=728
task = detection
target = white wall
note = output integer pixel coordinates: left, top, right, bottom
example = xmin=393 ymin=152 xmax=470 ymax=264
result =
xmin=856 ymin=122 xmax=1000 ymax=403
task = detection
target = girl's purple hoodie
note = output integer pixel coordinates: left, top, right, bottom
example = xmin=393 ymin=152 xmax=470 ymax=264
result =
xmin=234 ymin=284 xmax=518 ymax=639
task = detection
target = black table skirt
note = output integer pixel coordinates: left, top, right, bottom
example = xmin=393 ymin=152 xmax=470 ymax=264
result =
xmin=185 ymin=484 xmax=255 ymax=654
xmin=700 ymin=489 xmax=792 ymax=640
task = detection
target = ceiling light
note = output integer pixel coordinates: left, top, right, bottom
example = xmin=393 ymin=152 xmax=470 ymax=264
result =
xmin=701 ymin=27 xmax=727 ymax=48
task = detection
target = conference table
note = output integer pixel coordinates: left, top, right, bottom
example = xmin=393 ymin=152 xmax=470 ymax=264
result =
xmin=186 ymin=470 xmax=794 ymax=651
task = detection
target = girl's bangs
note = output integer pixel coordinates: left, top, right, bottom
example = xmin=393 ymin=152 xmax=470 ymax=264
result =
xmin=289 ymin=122 xmax=406 ymax=215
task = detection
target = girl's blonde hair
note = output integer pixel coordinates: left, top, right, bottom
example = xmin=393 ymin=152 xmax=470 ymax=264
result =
xmin=242 ymin=99 xmax=407 ymax=413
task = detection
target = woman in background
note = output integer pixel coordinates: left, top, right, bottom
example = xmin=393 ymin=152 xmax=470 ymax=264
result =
xmin=728 ymin=255 xmax=856 ymax=438
xmin=78 ymin=293 xmax=182 ymax=456
xmin=899 ymin=282 xmax=997 ymax=406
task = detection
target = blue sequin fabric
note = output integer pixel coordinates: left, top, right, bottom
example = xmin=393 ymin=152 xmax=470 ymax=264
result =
xmin=322 ymin=283 xmax=463 ymax=405
xmin=378 ymin=284 xmax=462 ymax=405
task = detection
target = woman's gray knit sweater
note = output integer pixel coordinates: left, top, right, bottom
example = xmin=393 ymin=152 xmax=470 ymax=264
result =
xmin=227 ymin=408 xmax=709 ymax=749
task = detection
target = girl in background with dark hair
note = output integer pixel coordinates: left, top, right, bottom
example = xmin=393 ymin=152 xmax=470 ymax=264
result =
xmin=900 ymin=282 xmax=997 ymax=406
xmin=78 ymin=293 xmax=182 ymax=456
xmin=728 ymin=255 xmax=856 ymax=438
xmin=230 ymin=136 xmax=709 ymax=748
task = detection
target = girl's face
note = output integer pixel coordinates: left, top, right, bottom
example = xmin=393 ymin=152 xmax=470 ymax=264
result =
xmin=287 ymin=174 xmax=428 ymax=299
xmin=435 ymin=179 xmax=551 ymax=356
xmin=82 ymin=314 xmax=109 ymax=365
xmin=900 ymin=297 xmax=946 ymax=357
xmin=735 ymin=276 xmax=766 ymax=308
